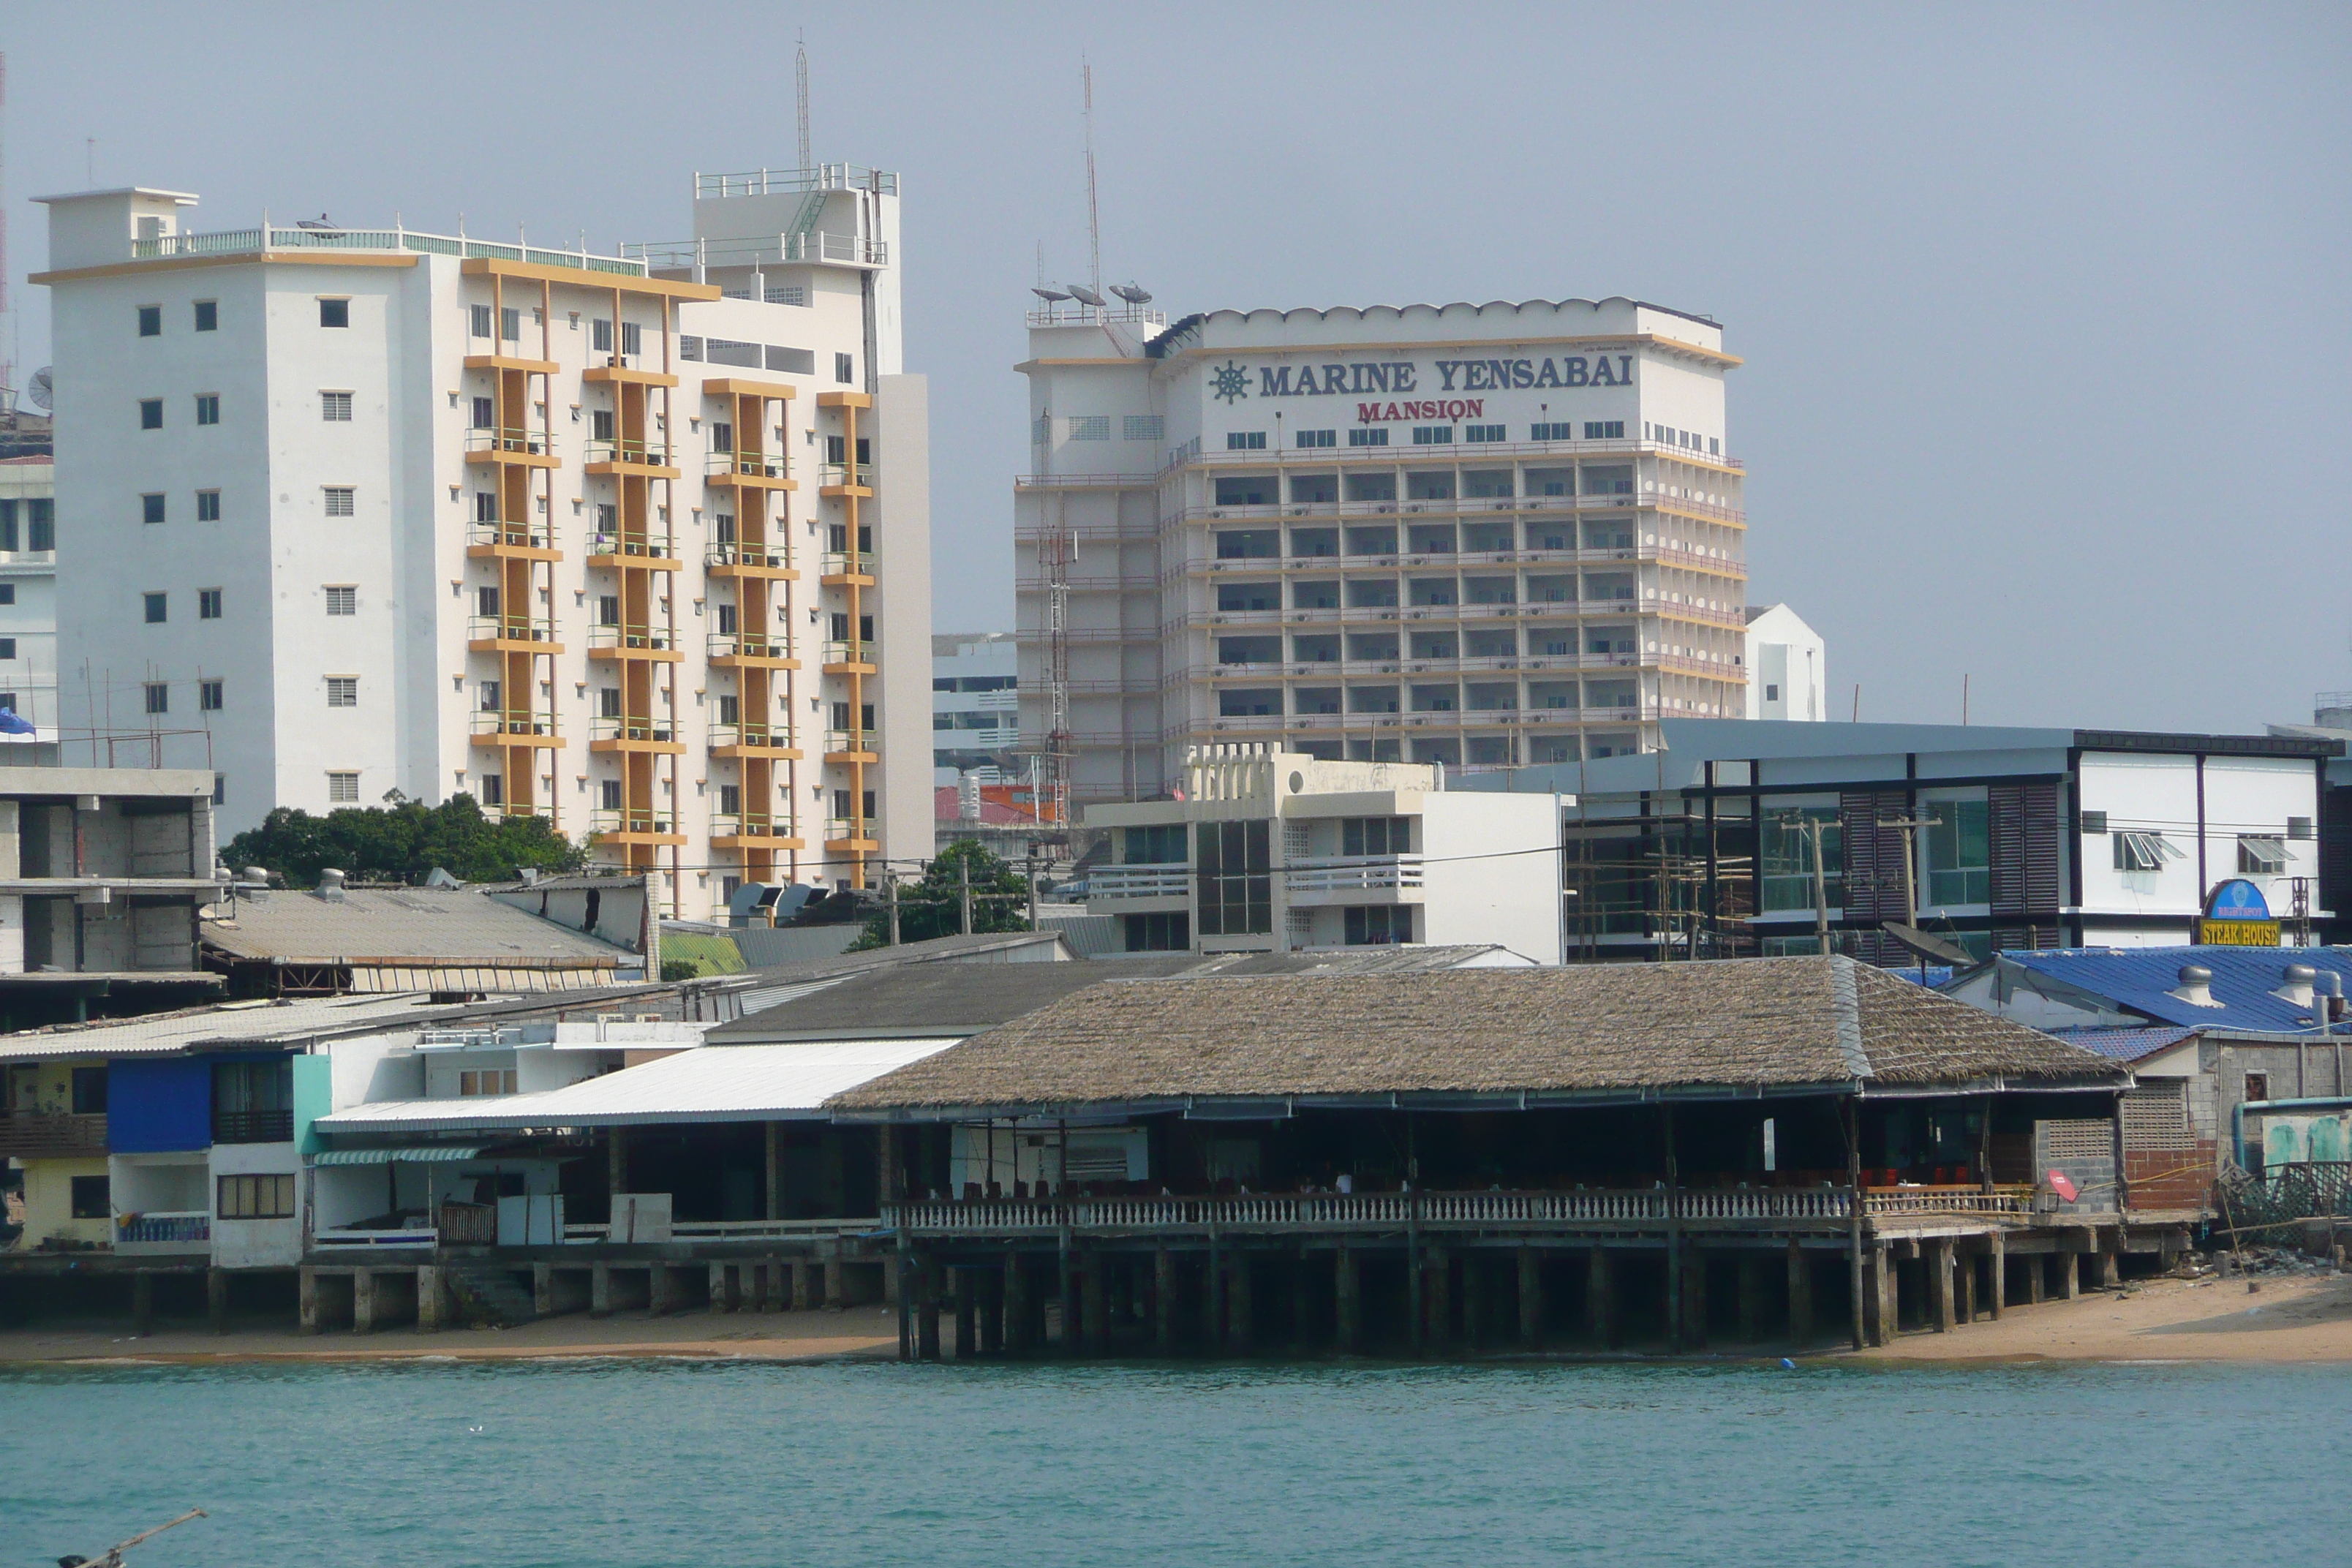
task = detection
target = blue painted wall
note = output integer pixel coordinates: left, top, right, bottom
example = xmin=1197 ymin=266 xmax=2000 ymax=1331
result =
xmin=107 ymin=1059 xmax=212 ymax=1153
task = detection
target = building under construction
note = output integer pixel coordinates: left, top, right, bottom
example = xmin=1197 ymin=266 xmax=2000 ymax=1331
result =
xmin=1462 ymin=718 xmax=2337 ymax=964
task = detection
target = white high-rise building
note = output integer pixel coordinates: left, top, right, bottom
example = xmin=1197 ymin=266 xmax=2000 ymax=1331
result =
xmin=1015 ymin=296 xmax=1746 ymax=811
xmin=33 ymin=167 xmax=931 ymax=919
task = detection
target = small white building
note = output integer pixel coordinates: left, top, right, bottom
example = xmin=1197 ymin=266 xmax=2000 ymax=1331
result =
xmin=1743 ymin=603 xmax=1825 ymax=722
xmin=0 ymin=457 xmax=56 ymax=745
xmin=1083 ymin=743 xmax=1565 ymax=960
xmin=932 ymin=631 xmax=1019 ymax=785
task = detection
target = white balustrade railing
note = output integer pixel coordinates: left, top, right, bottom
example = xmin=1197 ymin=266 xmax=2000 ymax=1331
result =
xmin=1085 ymin=864 xmax=1191 ymax=900
xmin=883 ymin=1187 xmax=1878 ymax=1234
xmin=1285 ymin=854 xmax=1425 ymax=894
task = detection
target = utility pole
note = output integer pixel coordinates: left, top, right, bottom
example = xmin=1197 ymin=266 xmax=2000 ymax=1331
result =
xmin=1025 ymin=848 xmax=1040 ymax=930
xmin=1777 ymin=812 xmax=1835 ymax=957
xmin=885 ymin=873 xmax=900 ymax=946
xmin=1875 ymin=814 xmax=1942 ymax=931
xmin=959 ymin=853 xmax=973 ymax=936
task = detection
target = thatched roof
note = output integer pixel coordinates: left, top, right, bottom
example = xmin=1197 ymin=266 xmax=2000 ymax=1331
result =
xmin=827 ymin=955 xmax=2123 ymax=1117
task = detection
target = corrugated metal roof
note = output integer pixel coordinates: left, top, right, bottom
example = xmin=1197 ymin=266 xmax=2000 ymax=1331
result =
xmin=2043 ymin=1025 xmax=2201 ymax=1062
xmin=314 ymin=1040 xmax=951 ymax=1132
xmin=709 ymin=956 xmax=1201 ymax=1044
xmin=1999 ymin=946 xmax=2352 ymax=1033
xmin=0 ymin=993 xmax=441 ymax=1060
xmin=204 ymin=888 xmax=630 ymax=966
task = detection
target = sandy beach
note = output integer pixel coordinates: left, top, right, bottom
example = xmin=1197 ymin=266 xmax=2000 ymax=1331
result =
xmin=4 ymin=1270 xmax=2350 ymax=1365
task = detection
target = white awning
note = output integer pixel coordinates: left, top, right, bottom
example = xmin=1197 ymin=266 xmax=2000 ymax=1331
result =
xmin=312 ymin=1145 xmax=486 ymax=1166
xmin=312 ymin=1039 xmax=953 ymax=1134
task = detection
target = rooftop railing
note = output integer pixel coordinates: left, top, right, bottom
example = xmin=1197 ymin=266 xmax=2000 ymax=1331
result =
xmin=693 ymin=163 xmax=900 ymax=200
xmin=1084 ymin=864 xmax=1191 ymax=900
xmin=1285 ymin=854 xmax=1425 ymax=894
xmin=129 ymin=224 xmax=648 ymax=277
xmin=626 ymin=231 xmax=888 ymax=271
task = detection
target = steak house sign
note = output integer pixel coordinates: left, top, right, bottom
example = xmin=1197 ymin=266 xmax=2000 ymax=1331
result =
xmin=1209 ymin=355 xmax=1635 ymax=423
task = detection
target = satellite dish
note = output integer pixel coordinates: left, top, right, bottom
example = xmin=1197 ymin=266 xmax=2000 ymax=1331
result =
xmin=1880 ymin=921 xmax=1978 ymax=969
xmin=1030 ymin=287 xmax=1071 ymax=305
xmin=294 ymin=213 xmax=339 ymax=233
xmin=1065 ymin=283 xmax=1107 ymax=308
xmin=27 ymin=369 xmax=52 ymax=412
xmin=1109 ymin=282 xmax=1153 ymax=305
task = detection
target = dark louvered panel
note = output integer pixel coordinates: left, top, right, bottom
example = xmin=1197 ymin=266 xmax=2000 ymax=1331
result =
xmin=1840 ymin=789 xmax=1910 ymax=964
xmin=2019 ymin=781 xmax=2063 ymax=912
xmin=2323 ymin=786 xmax=2352 ymax=928
xmin=1989 ymin=786 xmax=2028 ymax=917
xmin=1989 ymin=781 xmax=2064 ymax=919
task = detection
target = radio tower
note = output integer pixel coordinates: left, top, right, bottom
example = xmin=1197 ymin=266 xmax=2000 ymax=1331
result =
xmin=795 ymin=33 xmax=811 ymax=172
xmin=0 ymin=50 xmax=13 ymax=407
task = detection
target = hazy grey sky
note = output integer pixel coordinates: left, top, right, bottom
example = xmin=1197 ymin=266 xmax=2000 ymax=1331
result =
xmin=5 ymin=3 xmax=2345 ymax=734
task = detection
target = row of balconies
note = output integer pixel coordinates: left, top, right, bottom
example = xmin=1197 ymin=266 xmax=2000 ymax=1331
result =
xmin=1180 ymin=491 xmax=1743 ymax=527
xmin=1087 ymin=855 xmax=1426 ymax=902
xmin=585 ymin=810 xmax=876 ymax=844
xmin=469 ymin=709 xmax=878 ymax=758
xmin=1193 ymin=598 xmax=1741 ymax=629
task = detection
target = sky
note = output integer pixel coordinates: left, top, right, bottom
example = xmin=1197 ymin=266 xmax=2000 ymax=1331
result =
xmin=4 ymin=2 xmax=2347 ymax=734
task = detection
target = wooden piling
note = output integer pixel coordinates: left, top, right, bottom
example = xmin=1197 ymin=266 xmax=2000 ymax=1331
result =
xmin=2026 ymin=1249 xmax=2046 ymax=1305
xmin=916 ymin=1257 xmax=942 ymax=1361
xmin=1422 ymin=1247 xmax=1450 ymax=1352
xmin=1226 ymin=1254 xmax=1253 ymax=1354
xmin=1460 ymin=1250 xmax=1485 ymax=1352
xmin=1586 ymin=1245 xmax=1616 ymax=1348
xmin=590 ymin=1262 xmax=614 ymax=1319
xmin=1679 ymin=1247 xmax=1707 ymax=1350
xmin=1929 ymin=1240 xmax=1955 ymax=1332
xmin=132 ymin=1272 xmax=155 ymax=1338
xmin=353 ymin=1270 xmax=377 ymax=1334
xmin=207 ymin=1268 xmax=229 ymax=1335
xmin=1987 ymin=1230 xmax=2006 ymax=1319
xmin=955 ymin=1268 xmax=979 ymax=1360
xmin=1153 ymin=1249 xmax=1176 ymax=1355
xmin=1079 ymin=1258 xmax=1107 ymax=1356
xmin=1786 ymin=1239 xmax=1814 ymax=1344
xmin=1518 ymin=1245 xmax=1544 ymax=1351
xmin=1292 ymin=1250 xmax=1314 ymax=1352
xmin=298 ymin=1266 xmax=320 ymax=1334
xmin=417 ymin=1265 xmax=445 ymax=1332
xmin=791 ymin=1259 xmax=814 ymax=1311
xmin=980 ymin=1267 xmax=1004 ymax=1356
xmin=2059 ymin=1249 xmax=2081 ymax=1300
xmin=1954 ymin=1245 xmax=1975 ymax=1324
xmin=1737 ymin=1254 xmax=1765 ymax=1343
xmin=1335 ymin=1247 xmax=1360 ymax=1354
xmin=823 ymin=1259 xmax=845 ymax=1308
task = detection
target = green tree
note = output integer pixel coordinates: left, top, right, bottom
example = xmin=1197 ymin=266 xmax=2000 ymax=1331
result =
xmin=850 ymin=839 xmax=1033 ymax=949
xmin=223 ymin=795 xmax=587 ymax=888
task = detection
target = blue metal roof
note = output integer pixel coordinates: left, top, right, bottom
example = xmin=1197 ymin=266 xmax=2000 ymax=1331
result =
xmin=2043 ymin=1025 xmax=2199 ymax=1061
xmin=1995 ymin=946 xmax=2352 ymax=1033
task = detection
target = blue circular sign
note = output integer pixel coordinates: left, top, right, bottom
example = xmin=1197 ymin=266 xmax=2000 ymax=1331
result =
xmin=2205 ymin=878 xmax=2274 ymax=921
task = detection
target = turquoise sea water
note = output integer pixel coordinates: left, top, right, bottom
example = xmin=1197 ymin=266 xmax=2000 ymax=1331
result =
xmin=1 ymin=1358 xmax=2345 ymax=1567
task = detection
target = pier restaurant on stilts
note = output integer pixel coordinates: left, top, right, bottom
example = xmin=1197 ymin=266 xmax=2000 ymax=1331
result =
xmin=831 ymin=955 xmax=2153 ymax=1360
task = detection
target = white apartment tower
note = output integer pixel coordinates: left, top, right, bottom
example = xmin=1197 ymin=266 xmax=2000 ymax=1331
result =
xmin=34 ymin=168 xmax=931 ymax=918
xmin=1016 ymin=298 xmax=1745 ymax=810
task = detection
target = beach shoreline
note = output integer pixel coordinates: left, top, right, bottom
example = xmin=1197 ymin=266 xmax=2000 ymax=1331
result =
xmin=4 ymin=1271 xmax=2349 ymax=1367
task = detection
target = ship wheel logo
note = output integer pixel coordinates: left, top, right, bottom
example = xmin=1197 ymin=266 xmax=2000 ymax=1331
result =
xmin=1210 ymin=360 xmax=1251 ymax=403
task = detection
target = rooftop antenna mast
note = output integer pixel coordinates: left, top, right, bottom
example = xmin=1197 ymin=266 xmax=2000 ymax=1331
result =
xmin=796 ymin=32 xmax=811 ymax=172
xmin=1082 ymin=59 xmax=1101 ymax=303
xmin=0 ymin=50 xmax=12 ymax=406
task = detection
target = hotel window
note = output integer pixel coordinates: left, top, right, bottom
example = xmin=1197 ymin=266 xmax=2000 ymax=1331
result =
xmin=325 ymin=586 xmax=357 ymax=616
xmin=0 ymin=693 xmax=18 ymax=714
xmin=621 ymin=322 xmax=642 ymax=358
xmin=318 ymin=298 xmax=350 ymax=328
xmin=0 ymin=585 xmax=11 ymax=604
xmin=1341 ymin=817 xmax=1410 ymax=857
xmin=1534 ymin=422 xmax=1578 ymax=441
xmin=328 ymin=772 xmax=360 ymax=803
xmin=200 ymin=679 xmax=224 ymax=712
xmin=143 ymin=682 xmax=169 ymax=715
xmin=1708 ymin=437 xmax=1720 ymax=455
xmin=1195 ymin=818 xmax=1273 ymax=937
xmin=1344 ymin=905 xmax=1413 ymax=946
xmin=0 ymin=640 xmax=13 ymax=661
xmin=27 ymin=500 xmax=51 ymax=551
xmin=2238 ymin=835 xmax=2288 ymax=875
xmin=144 ymin=592 xmax=168 ymax=624
xmin=592 ymin=317 xmax=613 ymax=352
xmin=834 ymin=352 xmax=854 ymax=383
xmin=217 ymin=1174 xmax=295 ymax=1220
xmin=1761 ymin=807 xmax=1844 ymax=912
xmin=1068 ymin=416 xmax=1110 ymax=441
xmin=1923 ymin=799 xmax=1991 ymax=905
xmin=471 ymin=396 xmax=494 ymax=431
xmin=480 ymin=774 xmax=503 ymax=806
xmin=1463 ymin=424 xmax=1506 ymax=443
xmin=140 ymin=399 xmax=164 ymax=430
xmin=1346 ymin=427 xmax=1389 ymax=448
xmin=137 ymin=305 xmax=162 ymax=337
xmin=326 ymin=676 xmax=358 ymax=707
xmin=197 ymin=490 xmax=222 ymax=521
xmin=500 ymin=306 xmax=521 ymax=342
xmin=195 ymin=394 xmax=221 ymax=426
xmin=321 ymin=391 xmax=353 ymax=422
xmin=1583 ymin=421 xmax=1625 ymax=440
xmin=324 ymin=488 xmax=355 ymax=516
xmin=194 ymin=300 xmax=218 ymax=331
xmin=143 ymin=494 xmax=167 ymax=525
xmin=2114 ymin=831 xmax=2176 ymax=872
xmin=1226 ymin=430 xmax=1267 ymax=451
xmin=199 ymin=589 xmax=222 ymax=619
xmin=1411 ymin=426 xmax=1454 ymax=445
xmin=1296 ymin=428 xmax=1335 ymax=448
xmin=470 ymin=304 xmax=493 ymax=338
xmin=459 ymin=1068 xmax=520 ymax=1096
xmin=1123 ymin=415 xmax=1165 ymax=442
xmin=1123 ymin=911 xmax=1190 ymax=952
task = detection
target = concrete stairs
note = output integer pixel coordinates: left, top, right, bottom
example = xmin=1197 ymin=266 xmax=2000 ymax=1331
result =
xmin=442 ymin=1257 xmax=538 ymax=1327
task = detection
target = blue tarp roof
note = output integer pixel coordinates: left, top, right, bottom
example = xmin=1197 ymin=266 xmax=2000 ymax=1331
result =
xmin=2043 ymin=1025 xmax=2200 ymax=1061
xmin=1993 ymin=946 xmax=2352 ymax=1033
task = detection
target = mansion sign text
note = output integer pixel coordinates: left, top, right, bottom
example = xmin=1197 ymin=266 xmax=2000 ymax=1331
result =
xmin=1217 ymin=355 xmax=1638 ymax=421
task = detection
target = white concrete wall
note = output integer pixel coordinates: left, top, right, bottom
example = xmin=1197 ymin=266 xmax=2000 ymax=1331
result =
xmin=1416 ymin=790 xmax=1563 ymax=961
xmin=211 ymin=1139 xmax=301 ymax=1267
xmin=2078 ymin=751 xmax=2318 ymax=929
xmin=875 ymin=374 xmax=934 ymax=872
